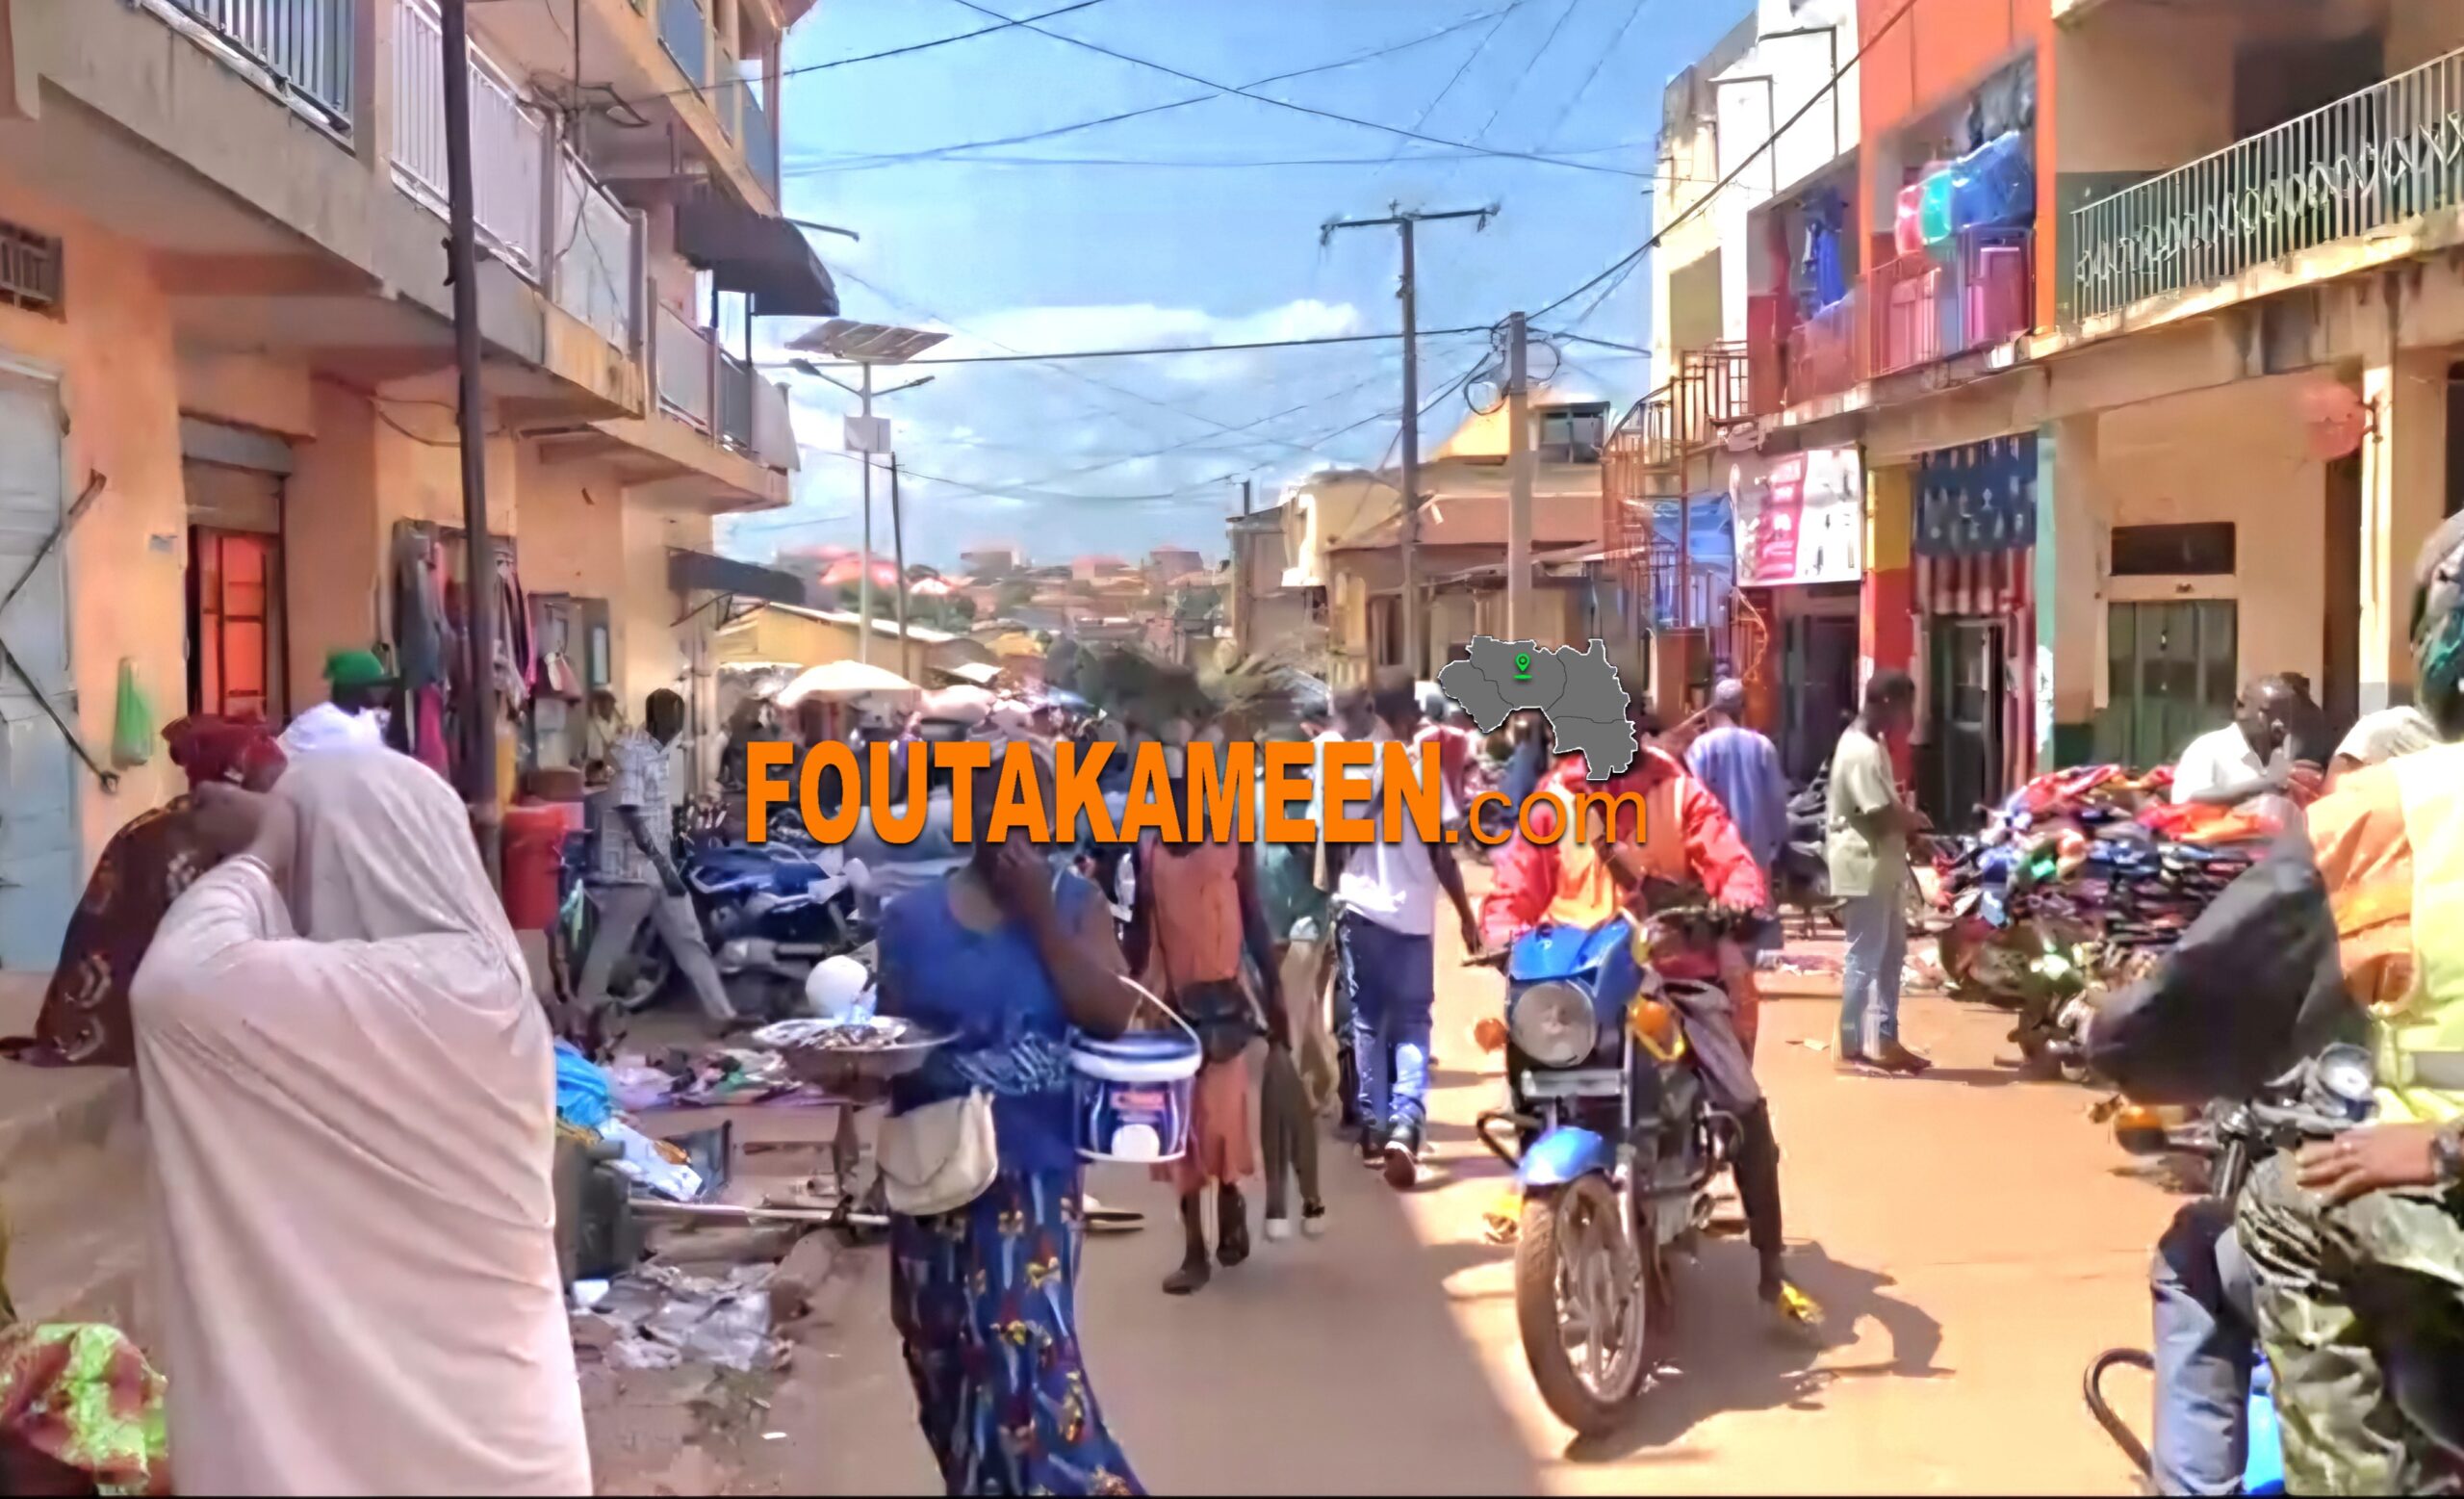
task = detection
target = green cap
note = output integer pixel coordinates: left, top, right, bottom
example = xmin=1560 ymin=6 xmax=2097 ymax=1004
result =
xmin=324 ymin=648 xmax=395 ymax=692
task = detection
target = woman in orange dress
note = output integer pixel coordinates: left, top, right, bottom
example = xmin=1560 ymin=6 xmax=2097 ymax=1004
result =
xmin=1122 ymin=765 xmax=1286 ymax=1295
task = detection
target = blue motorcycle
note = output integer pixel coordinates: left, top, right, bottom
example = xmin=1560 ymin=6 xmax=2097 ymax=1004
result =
xmin=1474 ymin=915 xmax=1732 ymax=1435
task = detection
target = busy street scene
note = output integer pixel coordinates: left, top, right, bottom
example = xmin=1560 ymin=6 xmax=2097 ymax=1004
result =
xmin=5 ymin=0 xmax=2464 ymax=1494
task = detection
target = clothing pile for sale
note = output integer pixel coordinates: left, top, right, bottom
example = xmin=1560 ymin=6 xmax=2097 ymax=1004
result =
xmin=1963 ymin=763 xmax=2283 ymax=955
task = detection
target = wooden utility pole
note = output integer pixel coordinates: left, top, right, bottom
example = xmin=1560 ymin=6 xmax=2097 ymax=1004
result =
xmin=889 ymin=455 xmax=911 ymax=683
xmin=441 ymin=0 xmax=500 ymax=880
xmin=1321 ymin=203 xmax=1497 ymax=682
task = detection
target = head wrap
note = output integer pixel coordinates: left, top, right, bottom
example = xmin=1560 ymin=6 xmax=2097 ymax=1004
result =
xmin=2415 ymin=508 xmax=2464 ymax=723
xmin=163 ymin=714 xmax=285 ymax=789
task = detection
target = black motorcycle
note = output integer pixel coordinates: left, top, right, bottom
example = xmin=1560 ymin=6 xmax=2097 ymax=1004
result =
xmin=2082 ymin=1044 xmax=2464 ymax=1487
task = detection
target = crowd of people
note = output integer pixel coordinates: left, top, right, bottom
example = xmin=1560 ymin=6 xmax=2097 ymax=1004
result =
xmin=4 ymin=519 xmax=2462 ymax=1496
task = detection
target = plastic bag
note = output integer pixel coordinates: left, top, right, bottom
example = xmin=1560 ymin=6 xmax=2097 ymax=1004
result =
xmin=112 ymin=659 xmax=154 ymax=768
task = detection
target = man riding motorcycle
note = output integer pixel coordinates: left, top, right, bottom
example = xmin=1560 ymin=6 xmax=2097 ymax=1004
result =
xmin=1477 ymin=706 xmax=1810 ymax=1324
xmin=2085 ymin=509 xmax=2464 ymax=1494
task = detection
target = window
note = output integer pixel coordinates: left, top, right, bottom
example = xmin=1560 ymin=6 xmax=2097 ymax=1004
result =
xmin=0 ymin=222 xmax=64 ymax=317
xmin=1535 ymin=404 xmax=1608 ymax=463
xmin=2110 ymin=523 xmax=2236 ymax=577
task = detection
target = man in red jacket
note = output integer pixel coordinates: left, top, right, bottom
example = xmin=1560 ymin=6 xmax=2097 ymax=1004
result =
xmin=1477 ymin=710 xmax=1810 ymax=1325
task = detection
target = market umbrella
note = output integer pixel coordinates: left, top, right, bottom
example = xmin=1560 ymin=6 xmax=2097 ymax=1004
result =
xmin=774 ymin=659 xmax=922 ymax=708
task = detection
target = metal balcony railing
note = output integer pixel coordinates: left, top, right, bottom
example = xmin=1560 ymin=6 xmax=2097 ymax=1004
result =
xmin=154 ymin=0 xmax=356 ymax=132
xmin=2071 ymin=46 xmax=2464 ymax=321
xmin=659 ymin=0 xmax=709 ymax=91
xmin=1868 ymin=226 xmax=2033 ymax=378
xmin=654 ymin=306 xmax=717 ymax=430
xmin=391 ymin=0 xmax=545 ymax=274
xmin=548 ymin=154 xmax=642 ymax=353
xmin=744 ymin=90 xmax=779 ymax=196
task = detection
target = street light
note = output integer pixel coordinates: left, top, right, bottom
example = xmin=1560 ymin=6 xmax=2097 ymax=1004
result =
xmin=786 ymin=320 xmax=949 ymax=666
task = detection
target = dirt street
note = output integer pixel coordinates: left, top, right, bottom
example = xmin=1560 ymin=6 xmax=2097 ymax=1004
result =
xmin=592 ymin=922 xmax=2184 ymax=1496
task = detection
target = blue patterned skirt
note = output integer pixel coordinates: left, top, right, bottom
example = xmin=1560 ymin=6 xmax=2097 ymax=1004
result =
xmin=888 ymin=1172 xmax=1143 ymax=1496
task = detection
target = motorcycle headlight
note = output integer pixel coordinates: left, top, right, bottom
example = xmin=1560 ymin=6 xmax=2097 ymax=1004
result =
xmin=1509 ymin=980 xmax=1599 ymax=1068
xmin=2314 ymin=1045 xmax=2376 ymax=1115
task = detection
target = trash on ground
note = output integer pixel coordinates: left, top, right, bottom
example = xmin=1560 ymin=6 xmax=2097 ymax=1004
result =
xmin=576 ymin=1263 xmax=787 ymax=1374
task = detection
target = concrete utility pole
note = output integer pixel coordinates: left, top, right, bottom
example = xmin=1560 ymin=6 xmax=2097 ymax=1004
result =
xmin=440 ymin=0 xmax=500 ymax=881
xmin=1504 ymin=310 xmax=1534 ymax=643
xmin=1322 ymin=203 xmax=1497 ymax=682
xmin=857 ymin=363 xmax=876 ymax=656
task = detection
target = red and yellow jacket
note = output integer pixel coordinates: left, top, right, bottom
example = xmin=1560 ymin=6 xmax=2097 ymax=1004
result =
xmin=1477 ymin=746 xmax=1768 ymax=978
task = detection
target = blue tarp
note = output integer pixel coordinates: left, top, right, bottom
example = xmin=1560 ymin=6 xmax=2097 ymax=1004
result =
xmin=1649 ymin=495 xmax=1734 ymax=630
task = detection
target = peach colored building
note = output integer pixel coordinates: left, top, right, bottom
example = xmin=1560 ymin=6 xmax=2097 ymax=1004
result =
xmin=0 ymin=0 xmax=824 ymax=968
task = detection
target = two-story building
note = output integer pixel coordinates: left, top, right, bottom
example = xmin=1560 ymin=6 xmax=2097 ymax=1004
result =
xmin=0 ymin=0 xmax=826 ymax=964
xmin=1683 ymin=0 xmax=2464 ymax=819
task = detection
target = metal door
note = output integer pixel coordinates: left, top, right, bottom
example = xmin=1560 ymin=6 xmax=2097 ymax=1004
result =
xmin=0 ymin=370 xmax=81 ymax=969
xmin=2097 ymin=601 xmax=2238 ymax=769
xmin=1935 ymin=619 xmax=2006 ymax=831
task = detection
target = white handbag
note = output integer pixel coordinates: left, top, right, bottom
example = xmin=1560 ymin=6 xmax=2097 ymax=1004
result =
xmin=877 ymin=1089 xmax=998 ymax=1217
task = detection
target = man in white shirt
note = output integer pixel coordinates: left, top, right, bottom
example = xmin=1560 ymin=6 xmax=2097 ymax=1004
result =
xmin=2171 ymin=675 xmax=2322 ymax=815
xmin=1324 ymin=671 xmax=1479 ymax=1189
xmin=279 ymin=648 xmax=394 ymax=759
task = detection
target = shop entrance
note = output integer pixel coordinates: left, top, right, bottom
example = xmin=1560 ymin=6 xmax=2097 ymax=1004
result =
xmin=1931 ymin=618 xmax=2009 ymax=831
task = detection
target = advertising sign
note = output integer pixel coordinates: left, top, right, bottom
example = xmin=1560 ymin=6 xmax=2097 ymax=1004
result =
xmin=1734 ymin=448 xmax=1861 ymax=587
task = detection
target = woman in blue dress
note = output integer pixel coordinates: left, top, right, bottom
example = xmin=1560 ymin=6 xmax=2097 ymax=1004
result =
xmin=874 ymin=747 xmax=1145 ymax=1496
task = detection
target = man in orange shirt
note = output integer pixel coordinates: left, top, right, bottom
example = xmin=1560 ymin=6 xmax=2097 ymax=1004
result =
xmin=1477 ymin=706 xmax=1804 ymax=1320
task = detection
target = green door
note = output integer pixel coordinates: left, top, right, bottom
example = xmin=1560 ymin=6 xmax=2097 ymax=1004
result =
xmin=2096 ymin=600 xmax=2238 ymax=768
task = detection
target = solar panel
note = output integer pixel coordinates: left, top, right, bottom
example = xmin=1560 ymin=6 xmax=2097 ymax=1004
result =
xmin=786 ymin=319 xmax=949 ymax=364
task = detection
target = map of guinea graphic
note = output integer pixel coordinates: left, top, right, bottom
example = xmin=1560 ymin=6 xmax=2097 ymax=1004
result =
xmin=1436 ymin=637 xmax=1637 ymax=782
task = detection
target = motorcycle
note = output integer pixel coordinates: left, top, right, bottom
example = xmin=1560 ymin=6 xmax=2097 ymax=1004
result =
xmin=2082 ymin=1043 xmax=2464 ymax=1489
xmin=1470 ymin=910 xmax=1743 ymax=1435
xmin=695 ymin=842 xmax=871 ymax=1020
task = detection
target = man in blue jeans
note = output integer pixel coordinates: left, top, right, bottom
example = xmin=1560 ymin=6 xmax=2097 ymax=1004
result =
xmin=1328 ymin=671 xmax=1481 ymax=1189
xmin=1824 ymin=670 xmax=1931 ymax=1073
xmin=2150 ymin=1200 xmax=2264 ymax=1494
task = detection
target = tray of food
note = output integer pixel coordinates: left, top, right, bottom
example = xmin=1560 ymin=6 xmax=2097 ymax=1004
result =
xmin=754 ymin=1015 xmax=949 ymax=1084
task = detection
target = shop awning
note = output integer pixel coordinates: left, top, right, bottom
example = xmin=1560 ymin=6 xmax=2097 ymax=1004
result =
xmin=672 ymin=184 xmax=839 ymax=318
xmin=667 ymin=549 xmax=810 ymax=607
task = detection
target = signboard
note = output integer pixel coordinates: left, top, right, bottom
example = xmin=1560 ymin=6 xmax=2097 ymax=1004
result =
xmin=1733 ymin=447 xmax=1861 ymax=587
xmin=844 ymin=415 xmax=891 ymax=453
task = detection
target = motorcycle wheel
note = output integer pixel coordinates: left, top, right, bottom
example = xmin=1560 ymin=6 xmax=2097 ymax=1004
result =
xmin=1515 ymin=1176 xmax=1651 ymax=1436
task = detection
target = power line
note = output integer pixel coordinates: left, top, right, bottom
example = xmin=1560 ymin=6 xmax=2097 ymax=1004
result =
xmin=780 ymin=7 xmax=1523 ymax=177
xmin=939 ymin=0 xmax=1649 ymax=178
xmin=1531 ymin=0 xmax=1658 ymax=151
xmin=798 ymin=0 xmax=1112 ymax=71
xmin=786 ymin=142 xmax=1686 ymax=174
xmin=1470 ymin=0 xmax=1581 ymax=142
xmin=769 ymin=324 xmax=1498 ymax=369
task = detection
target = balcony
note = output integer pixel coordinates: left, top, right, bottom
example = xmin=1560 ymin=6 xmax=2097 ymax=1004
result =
xmin=744 ymin=90 xmax=779 ymax=197
xmin=391 ymin=0 xmax=643 ymax=352
xmin=1868 ymin=227 xmax=2033 ymax=379
xmin=658 ymin=0 xmax=710 ymax=91
xmin=2070 ymin=47 xmax=2464 ymax=322
xmin=148 ymin=0 xmax=355 ymax=134
xmin=652 ymin=306 xmax=797 ymax=470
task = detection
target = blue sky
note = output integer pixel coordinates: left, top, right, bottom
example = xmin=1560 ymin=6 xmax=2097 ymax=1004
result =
xmin=720 ymin=0 xmax=1753 ymax=572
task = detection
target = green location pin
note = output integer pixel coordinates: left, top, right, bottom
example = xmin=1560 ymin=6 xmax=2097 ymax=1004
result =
xmin=1513 ymin=651 xmax=1533 ymax=681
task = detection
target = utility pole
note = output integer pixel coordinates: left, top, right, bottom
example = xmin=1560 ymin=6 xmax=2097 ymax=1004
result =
xmin=1504 ymin=310 xmax=1534 ymax=642
xmin=1232 ymin=478 xmax=1255 ymax=657
xmin=1322 ymin=203 xmax=1497 ymax=682
xmin=888 ymin=454 xmax=911 ymax=683
xmin=857 ymin=362 xmax=875 ymax=659
xmin=440 ymin=0 xmax=500 ymax=879
xmin=787 ymin=321 xmax=946 ymax=670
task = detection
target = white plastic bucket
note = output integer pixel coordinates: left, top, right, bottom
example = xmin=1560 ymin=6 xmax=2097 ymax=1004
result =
xmin=1069 ymin=987 xmax=1202 ymax=1163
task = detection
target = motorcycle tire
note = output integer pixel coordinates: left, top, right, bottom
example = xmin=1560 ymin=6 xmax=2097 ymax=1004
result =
xmin=608 ymin=926 xmax=676 ymax=1014
xmin=1515 ymin=1176 xmax=1651 ymax=1437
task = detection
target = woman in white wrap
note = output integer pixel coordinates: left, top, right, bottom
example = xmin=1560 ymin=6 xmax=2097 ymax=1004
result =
xmin=129 ymin=749 xmax=590 ymax=1496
